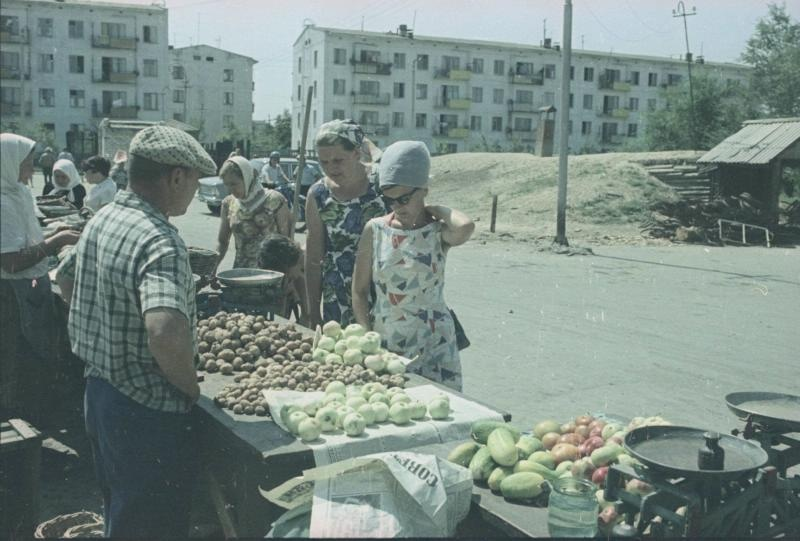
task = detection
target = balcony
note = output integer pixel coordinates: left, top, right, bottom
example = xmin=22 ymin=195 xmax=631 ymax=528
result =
xmin=507 ymin=100 xmax=538 ymax=113
xmin=352 ymin=92 xmax=390 ymax=106
xmin=94 ymin=71 xmax=138 ymax=84
xmin=0 ymin=102 xmax=21 ymax=116
xmin=509 ymin=72 xmax=544 ymax=85
xmin=0 ymin=30 xmax=29 ymax=44
xmin=598 ymin=108 xmax=629 ymax=119
xmin=92 ymin=35 xmax=137 ymax=50
xmin=359 ymin=122 xmax=389 ymax=136
xmin=434 ymin=67 xmax=471 ymax=80
xmin=94 ymin=105 xmax=139 ymax=119
xmin=0 ymin=67 xmax=27 ymax=80
xmin=601 ymin=134 xmax=625 ymax=145
xmin=433 ymin=126 xmax=469 ymax=139
xmin=350 ymin=57 xmax=392 ymax=75
xmin=434 ymin=97 xmax=471 ymax=110
xmin=599 ymin=75 xmax=632 ymax=91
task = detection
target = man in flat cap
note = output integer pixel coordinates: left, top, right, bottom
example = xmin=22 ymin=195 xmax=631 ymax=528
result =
xmin=63 ymin=126 xmax=216 ymax=537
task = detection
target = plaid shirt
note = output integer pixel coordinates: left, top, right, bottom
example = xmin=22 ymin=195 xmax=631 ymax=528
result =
xmin=67 ymin=190 xmax=197 ymax=413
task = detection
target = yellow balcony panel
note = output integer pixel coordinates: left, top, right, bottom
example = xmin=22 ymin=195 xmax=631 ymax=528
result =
xmin=613 ymin=81 xmax=632 ymax=91
xmin=612 ymin=108 xmax=630 ymax=119
xmin=449 ymin=98 xmax=472 ymax=110
xmin=449 ymin=69 xmax=472 ymax=80
xmin=448 ymin=127 xmax=469 ymax=138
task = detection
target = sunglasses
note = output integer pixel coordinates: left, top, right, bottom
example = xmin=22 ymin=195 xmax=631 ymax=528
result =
xmin=382 ymin=187 xmax=420 ymax=208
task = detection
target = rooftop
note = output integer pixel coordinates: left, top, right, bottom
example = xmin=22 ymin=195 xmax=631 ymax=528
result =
xmin=3 ymin=0 xmax=166 ymax=12
xmin=698 ymin=117 xmax=800 ymax=165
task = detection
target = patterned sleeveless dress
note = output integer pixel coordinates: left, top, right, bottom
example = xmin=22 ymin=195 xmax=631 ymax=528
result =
xmin=225 ymin=190 xmax=287 ymax=269
xmin=369 ymin=216 xmax=462 ymax=391
xmin=309 ymin=179 xmax=386 ymax=325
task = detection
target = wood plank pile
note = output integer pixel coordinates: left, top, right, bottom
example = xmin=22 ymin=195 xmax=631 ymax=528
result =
xmin=644 ymin=163 xmax=712 ymax=200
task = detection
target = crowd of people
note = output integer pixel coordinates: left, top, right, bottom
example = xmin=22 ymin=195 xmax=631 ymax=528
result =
xmin=0 ymin=119 xmax=474 ymax=537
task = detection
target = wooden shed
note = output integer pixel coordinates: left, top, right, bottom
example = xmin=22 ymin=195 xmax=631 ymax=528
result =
xmin=698 ymin=117 xmax=800 ymax=223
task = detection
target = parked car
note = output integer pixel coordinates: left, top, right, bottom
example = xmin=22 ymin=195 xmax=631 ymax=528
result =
xmin=196 ymin=158 xmax=323 ymax=215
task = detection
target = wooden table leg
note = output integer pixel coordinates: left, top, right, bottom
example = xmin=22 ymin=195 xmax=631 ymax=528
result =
xmin=203 ymin=470 xmax=238 ymax=539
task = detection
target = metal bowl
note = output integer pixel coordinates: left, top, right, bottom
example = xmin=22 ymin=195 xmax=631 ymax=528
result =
xmin=216 ymin=268 xmax=284 ymax=288
xmin=725 ymin=391 xmax=800 ymax=433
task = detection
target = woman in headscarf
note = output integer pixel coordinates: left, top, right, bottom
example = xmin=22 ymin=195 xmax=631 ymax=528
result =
xmin=0 ymin=133 xmax=81 ymax=420
xmin=352 ymin=141 xmax=475 ymax=391
xmin=305 ymin=119 xmax=388 ymax=327
xmin=214 ymin=155 xmax=292 ymax=270
xmin=45 ymin=158 xmax=87 ymax=208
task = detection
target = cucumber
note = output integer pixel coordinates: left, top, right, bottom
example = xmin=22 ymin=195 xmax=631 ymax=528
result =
xmin=471 ymin=420 xmax=521 ymax=444
xmin=528 ymin=450 xmax=556 ymax=470
xmin=447 ymin=441 xmax=481 ymax=468
xmin=487 ymin=466 xmax=514 ymax=492
xmin=487 ymin=427 xmax=519 ymax=467
xmin=513 ymin=460 xmax=559 ymax=481
xmin=500 ymin=472 xmax=546 ymax=500
xmin=468 ymin=446 xmax=497 ymax=482
xmin=515 ymin=435 xmax=544 ymax=459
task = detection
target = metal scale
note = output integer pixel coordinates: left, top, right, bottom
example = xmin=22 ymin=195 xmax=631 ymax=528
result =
xmin=603 ymin=392 xmax=800 ymax=538
xmin=198 ymin=268 xmax=285 ymax=319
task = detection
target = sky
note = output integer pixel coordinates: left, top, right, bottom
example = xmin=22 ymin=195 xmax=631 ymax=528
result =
xmin=119 ymin=0 xmax=798 ymax=120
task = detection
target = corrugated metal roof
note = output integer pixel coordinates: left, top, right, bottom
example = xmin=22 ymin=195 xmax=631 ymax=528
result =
xmin=697 ymin=117 xmax=800 ymax=165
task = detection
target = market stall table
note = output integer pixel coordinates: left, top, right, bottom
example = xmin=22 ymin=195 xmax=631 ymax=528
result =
xmin=196 ymin=371 xmax=511 ymax=537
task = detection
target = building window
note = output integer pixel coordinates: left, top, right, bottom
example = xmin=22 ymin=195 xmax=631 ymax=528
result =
xmin=333 ymin=79 xmax=346 ymax=95
xmin=516 ymin=90 xmax=533 ymax=104
xmin=544 ymin=64 xmax=556 ymax=79
xmin=223 ymin=69 xmax=234 ymax=82
xmin=393 ymin=82 xmax=405 ymax=99
xmin=570 ymin=65 xmax=575 ymax=80
xmin=223 ymin=115 xmax=233 ymax=128
xmin=1 ymin=16 xmax=20 ymax=36
xmin=143 ymin=93 xmax=159 ymax=111
xmin=297 ymin=113 xmax=301 ymax=128
xmin=69 ymin=89 xmax=85 ymax=108
xmin=68 ymin=20 xmax=84 ymax=39
xmin=392 ymin=112 xmax=404 ymax=127
xmin=313 ymin=110 xmax=317 ymax=125
xmin=416 ymin=54 xmax=428 ymax=70
xmin=333 ymin=48 xmax=346 ymax=65
xmin=628 ymin=97 xmax=639 ymax=111
xmin=394 ymin=53 xmax=406 ymax=69
xmin=1 ymin=51 xmax=20 ymax=72
xmin=514 ymin=117 xmax=532 ymax=132
xmin=648 ymin=72 xmax=658 ymax=86
xmin=415 ymin=84 xmax=427 ymax=100
xmin=581 ymin=121 xmax=592 ymax=135
xmin=647 ymin=98 xmax=657 ymax=111
xmin=584 ymin=67 xmax=594 ymax=82
xmin=493 ymin=59 xmax=505 ymax=76
xmin=102 ymin=91 xmax=126 ymax=111
xmin=568 ymin=121 xmax=573 ymax=135
xmin=465 ymin=87 xmax=480 ymax=104
xmin=39 ymin=54 xmax=54 ymax=73
xmin=569 ymin=93 xmax=574 ymax=108
xmin=173 ymin=112 xmax=184 ymax=122
xmin=68 ymin=55 xmax=84 ymax=74
xmin=415 ymin=113 xmax=427 ymax=128
xmin=37 ymin=18 xmax=53 ymax=37
xmin=667 ymin=73 xmax=682 ymax=85
xmin=1 ymin=87 xmax=22 ymax=107
xmin=297 ymin=57 xmax=302 ymax=72
xmin=470 ymin=115 xmax=482 ymax=131
xmin=224 ymin=92 xmax=234 ymax=105
xmin=442 ymin=55 xmax=460 ymax=71
xmin=472 ymin=58 xmax=484 ymax=74
xmin=314 ymin=50 xmax=318 ymax=68
xmin=493 ymin=88 xmax=504 ymax=104
xmin=583 ymin=94 xmax=594 ymax=110
xmin=332 ymin=108 xmax=345 ymax=120
xmin=627 ymin=123 xmax=638 ymax=137
xmin=313 ymin=80 xmax=317 ymax=98
xmin=143 ymin=59 xmax=158 ymax=77
xmin=143 ymin=25 xmax=157 ymax=43
xmin=297 ymin=85 xmax=302 ymax=101
xmin=101 ymin=22 xmax=125 ymax=38
xmin=172 ymin=65 xmax=185 ymax=79
xmin=629 ymin=71 xmax=640 ymax=85
xmin=515 ymin=62 xmax=534 ymax=75
xmin=491 ymin=116 xmax=503 ymax=131
xmin=173 ymin=89 xmax=185 ymax=103
xmin=359 ymin=110 xmax=379 ymax=126
xmin=39 ymin=89 xmax=55 ymax=107
xmin=359 ymin=80 xmax=379 ymax=96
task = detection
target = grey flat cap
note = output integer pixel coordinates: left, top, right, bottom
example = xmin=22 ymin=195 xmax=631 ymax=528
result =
xmin=129 ymin=125 xmax=217 ymax=176
xmin=378 ymin=141 xmax=431 ymax=189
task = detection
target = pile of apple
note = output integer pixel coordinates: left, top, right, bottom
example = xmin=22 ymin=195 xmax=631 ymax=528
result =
xmin=280 ymin=380 xmax=453 ymax=443
xmin=313 ymin=321 xmax=407 ymax=377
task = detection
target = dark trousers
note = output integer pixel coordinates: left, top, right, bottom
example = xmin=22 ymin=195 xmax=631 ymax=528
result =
xmin=84 ymin=376 xmax=199 ymax=538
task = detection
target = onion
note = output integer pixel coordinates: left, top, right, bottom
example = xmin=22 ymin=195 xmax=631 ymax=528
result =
xmin=560 ymin=421 xmax=577 ymax=434
xmin=542 ymin=432 xmax=561 ymax=450
xmin=551 ymin=443 xmax=579 ymax=464
xmin=558 ymin=433 xmax=584 ymax=446
xmin=575 ymin=415 xmax=594 ymax=426
xmin=588 ymin=420 xmax=607 ymax=431
xmin=574 ymin=425 xmax=591 ymax=439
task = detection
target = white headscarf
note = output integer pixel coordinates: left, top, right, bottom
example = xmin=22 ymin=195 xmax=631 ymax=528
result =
xmin=1 ymin=133 xmax=46 ymax=276
xmin=52 ymin=159 xmax=82 ymax=203
xmin=226 ymin=156 xmax=266 ymax=216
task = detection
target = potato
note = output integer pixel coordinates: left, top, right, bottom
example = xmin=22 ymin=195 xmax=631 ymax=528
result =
xmin=218 ymin=349 xmax=235 ymax=362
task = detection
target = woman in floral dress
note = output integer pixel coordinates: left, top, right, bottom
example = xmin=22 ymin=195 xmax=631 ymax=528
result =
xmin=352 ymin=141 xmax=474 ymax=391
xmin=305 ymin=120 xmax=387 ymax=326
xmin=215 ymin=156 xmax=292 ymax=270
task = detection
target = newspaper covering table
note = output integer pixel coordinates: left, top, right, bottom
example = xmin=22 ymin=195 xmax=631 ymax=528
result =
xmin=263 ymin=385 xmax=504 ymax=465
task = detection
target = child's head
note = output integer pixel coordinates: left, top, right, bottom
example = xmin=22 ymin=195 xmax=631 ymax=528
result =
xmin=258 ymin=234 xmax=302 ymax=277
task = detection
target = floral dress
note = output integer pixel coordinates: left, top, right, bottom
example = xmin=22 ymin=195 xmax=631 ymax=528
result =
xmin=370 ymin=217 xmax=462 ymax=391
xmin=309 ymin=179 xmax=386 ymax=325
xmin=225 ymin=191 xmax=287 ymax=268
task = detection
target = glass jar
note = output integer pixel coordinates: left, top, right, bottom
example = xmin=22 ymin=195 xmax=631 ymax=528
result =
xmin=547 ymin=477 xmax=599 ymax=538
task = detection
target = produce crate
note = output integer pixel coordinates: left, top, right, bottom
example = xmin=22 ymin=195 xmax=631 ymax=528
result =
xmin=1 ymin=419 xmax=42 ymax=540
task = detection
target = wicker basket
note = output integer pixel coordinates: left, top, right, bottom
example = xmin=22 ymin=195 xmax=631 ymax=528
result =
xmin=188 ymin=247 xmax=219 ymax=277
xmin=35 ymin=511 xmax=104 ymax=538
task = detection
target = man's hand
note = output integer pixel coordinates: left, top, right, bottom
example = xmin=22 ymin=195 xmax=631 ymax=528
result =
xmin=144 ymin=308 xmax=200 ymax=402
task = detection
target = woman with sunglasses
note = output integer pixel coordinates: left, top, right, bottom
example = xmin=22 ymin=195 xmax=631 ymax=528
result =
xmin=352 ymin=141 xmax=474 ymax=391
xmin=305 ymin=119 xmax=387 ymax=327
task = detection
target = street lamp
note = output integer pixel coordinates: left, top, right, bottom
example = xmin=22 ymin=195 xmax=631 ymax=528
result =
xmin=673 ymin=1 xmax=697 ymax=149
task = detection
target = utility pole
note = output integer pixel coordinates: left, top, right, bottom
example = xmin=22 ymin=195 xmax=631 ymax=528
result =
xmin=673 ymin=1 xmax=696 ymax=149
xmin=554 ymin=0 xmax=572 ymax=246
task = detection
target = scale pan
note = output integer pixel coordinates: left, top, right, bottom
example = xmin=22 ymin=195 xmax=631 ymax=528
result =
xmin=725 ymin=391 xmax=800 ymax=433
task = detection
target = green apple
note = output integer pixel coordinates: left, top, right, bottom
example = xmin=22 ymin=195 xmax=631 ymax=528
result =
xmin=342 ymin=323 xmax=366 ymax=338
xmin=334 ymin=340 xmax=348 ymax=356
xmin=325 ymin=353 xmax=343 ymax=365
xmin=342 ymin=412 xmax=366 ymax=436
xmin=317 ymin=336 xmax=336 ymax=352
xmin=369 ymin=392 xmax=389 ymax=405
xmin=363 ymin=354 xmax=386 ymax=373
xmin=323 ymin=392 xmax=345 ymax=406
xmin=325 ymin=381 xmax=346 ymax=396
xmin=408 ymin=401 xmax=427 ymax=420
xmin=311 ymin=348 xmax=329 ymax=363
xmin=390 ymin=393 xmax=411 ymax=405
xmin=287 ymin=410 xmax=309 ymax=435
xmin=322 ymin=321 xmax=342 ymax=339
xmin=359 ymin=332 xmax=381 ymax=354
xmin=427 ymin=397 xmax=451 ymax=420
xmin=385 ymin=358 xmax=406 ymax=375
xmin=389 ymin=402 xmax=412 ymax=425
xmin=297 ymin=418 xmax=322 ymax=442
xmin=346 ymin=396 xmax=367 ymax=410
xmin=371 ymin=402 xmax=390 ymax=423
xmin=343 ymin=349 xmax=363 ymax=366
xmin=315 ymin=406 xmax=338 ymax=432
xmin=335 ymin=406 xmax=355 ymax=428
xmin=357 ymin=403 xmax=376 ymax=425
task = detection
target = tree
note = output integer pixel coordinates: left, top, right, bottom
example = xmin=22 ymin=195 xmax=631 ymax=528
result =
xmin=252 ymin=110 xmax=292 ymax=155
xmin=644 ymin=73 xmax=759 ymax=150
xmin=741 ymin=3 xmax=800 ymax=116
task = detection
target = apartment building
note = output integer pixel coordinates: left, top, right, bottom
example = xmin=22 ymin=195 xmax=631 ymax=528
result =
xmin=292 ymin=25 xmax=750 ymax=154
xmin=0 ymin=0 xmax=170 ymax=151
xmin=169 ymin=44 xmax=257 ymax=145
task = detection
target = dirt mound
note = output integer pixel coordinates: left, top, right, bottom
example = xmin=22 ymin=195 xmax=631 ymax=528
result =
xmin=428 ymin=151 xmax=702 ymax=244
